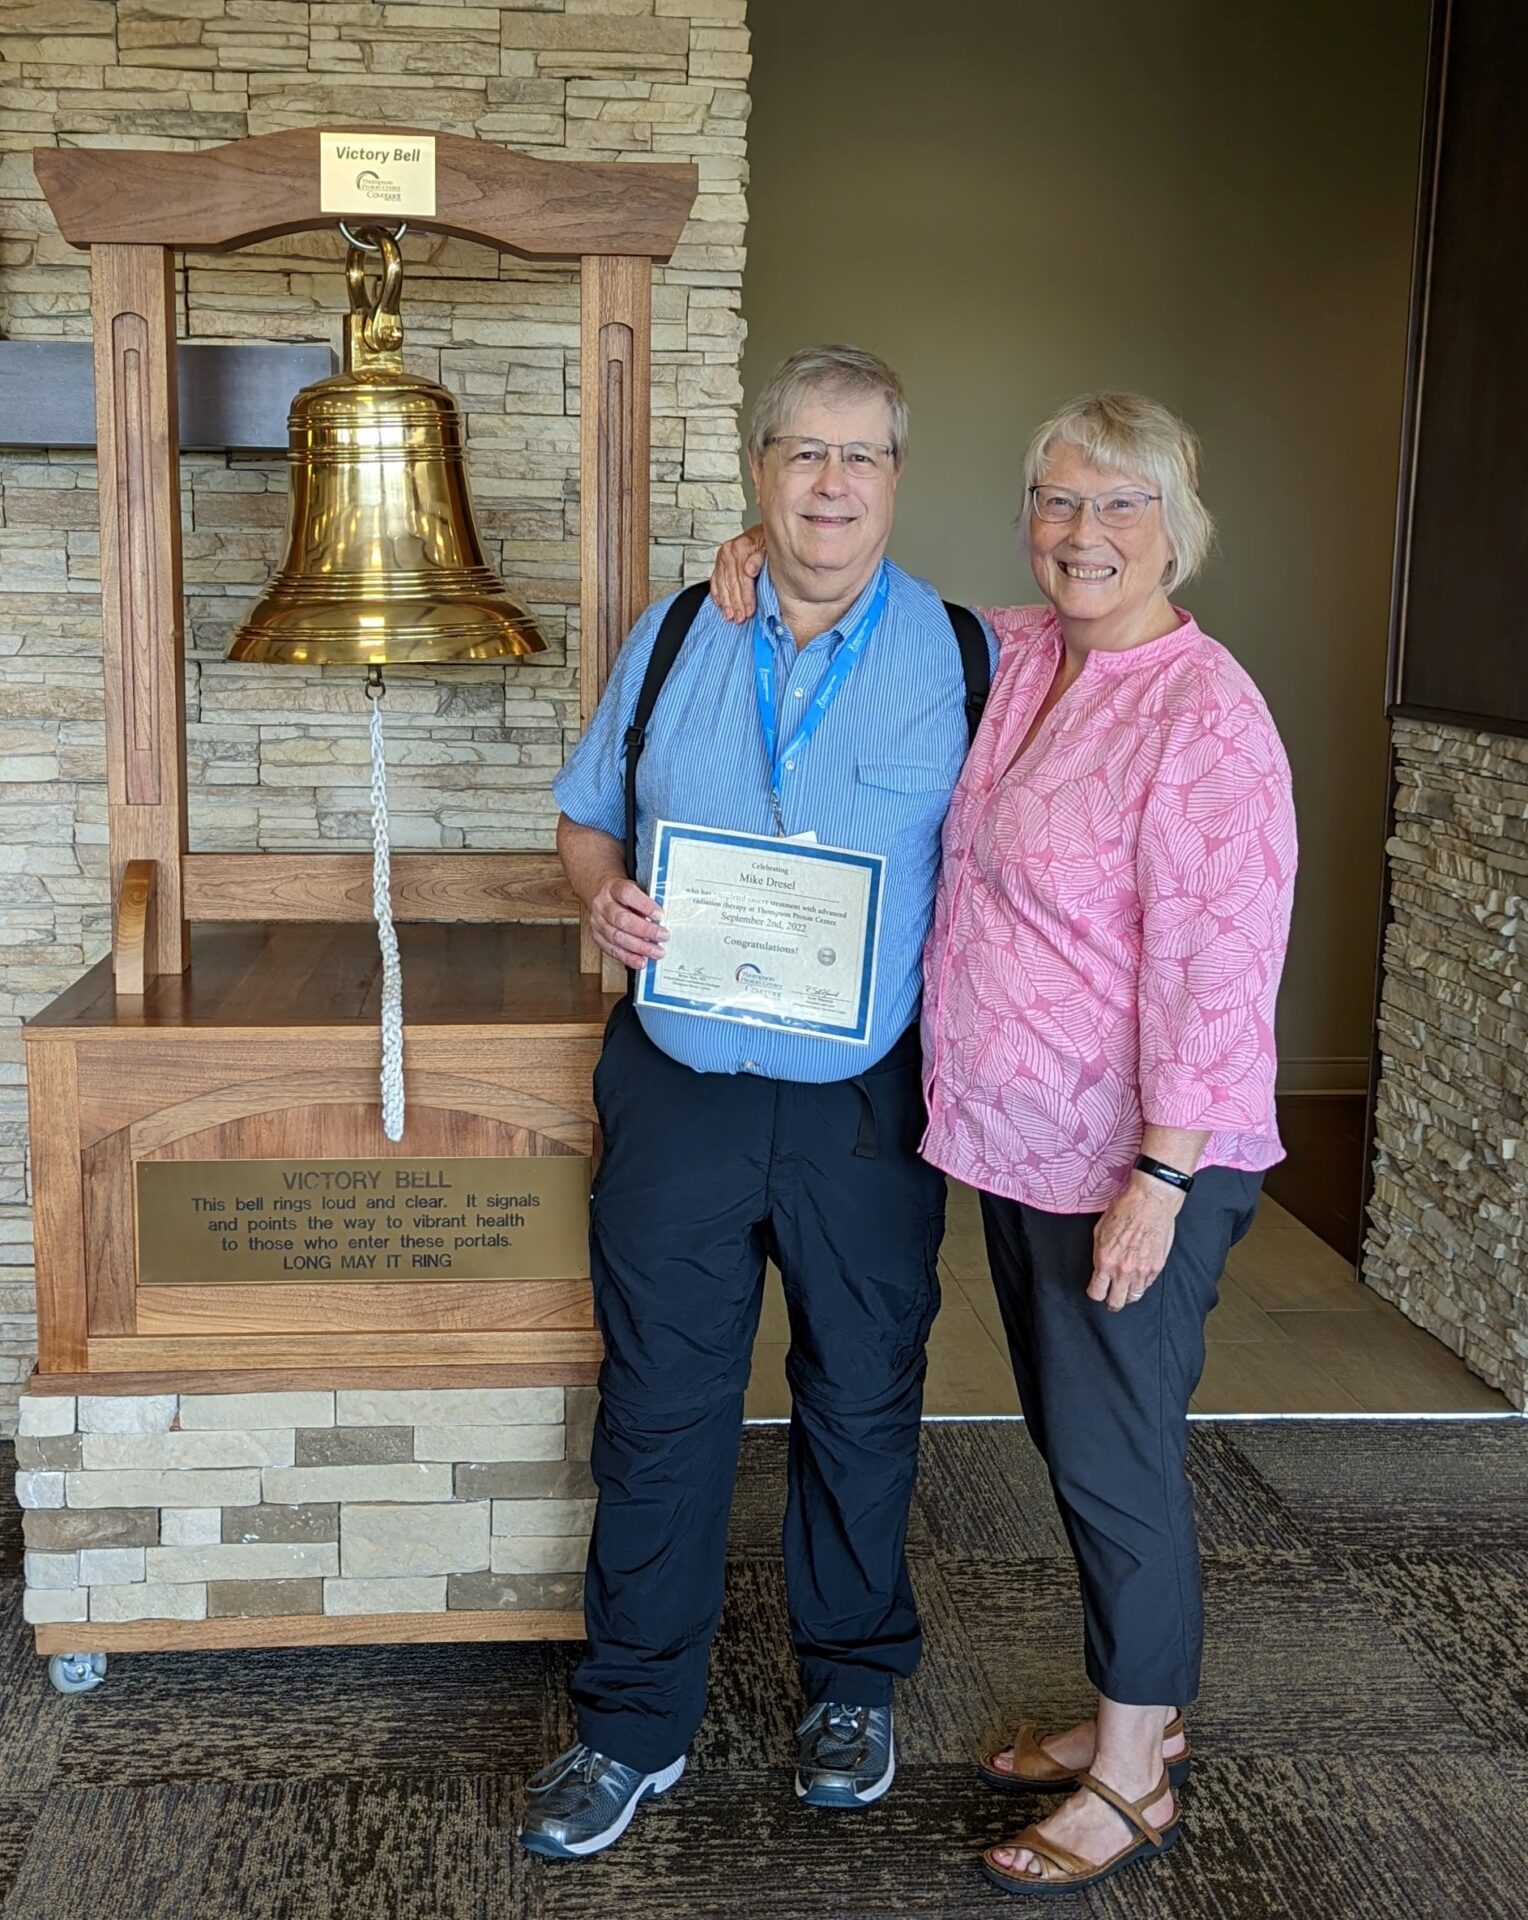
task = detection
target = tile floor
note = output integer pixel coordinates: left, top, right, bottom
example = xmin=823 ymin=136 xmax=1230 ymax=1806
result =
xmin=743 ymin=1183 xmax=1514 ymax=1419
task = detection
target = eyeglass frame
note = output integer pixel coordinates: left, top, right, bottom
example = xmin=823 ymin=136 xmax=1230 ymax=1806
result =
xmin=1028 ymin=483 xmax=1162 ymax=528
xmin=762 ymin=434 xmax=898 ymax=471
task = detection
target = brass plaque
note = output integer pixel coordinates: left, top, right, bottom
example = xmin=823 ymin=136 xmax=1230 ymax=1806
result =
xmin=136 ymin=1157 xmax=591 ymax=1287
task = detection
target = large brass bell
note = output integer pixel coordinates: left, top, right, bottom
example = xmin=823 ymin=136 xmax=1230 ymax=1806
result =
xmin=229 ymin=225 xmax=546 ymax=665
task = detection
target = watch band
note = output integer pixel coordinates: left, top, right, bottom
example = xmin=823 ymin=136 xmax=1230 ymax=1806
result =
xmin=1135 ymin=1153 xmax=1195 ymax=1194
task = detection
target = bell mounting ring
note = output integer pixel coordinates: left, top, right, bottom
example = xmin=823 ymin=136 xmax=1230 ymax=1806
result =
xmin=337 ymin=219 xmax=408 ymax=251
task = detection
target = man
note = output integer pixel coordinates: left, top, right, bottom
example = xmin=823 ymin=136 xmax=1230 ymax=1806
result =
xmin=520 ymin=345 xmax=994 ymax=1859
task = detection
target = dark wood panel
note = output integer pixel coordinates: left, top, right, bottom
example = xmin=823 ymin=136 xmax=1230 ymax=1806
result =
xmin=34 ymin=128 xmax=696 ymax=259
xmin=182 ymin=852 xmax=577 ymax=924
xmin=1392 ymin=0 xmax=1528 ymax=733
xmin=25 ymin=922 xmax=613 ymax=1031
xmin=86 ymin=1330 xmax=603 ymax=1370
xmin=1265 ymin=1093 xmax=1368 ymax=1267
xmin=0 ymin=339 xmax=335 ymax=451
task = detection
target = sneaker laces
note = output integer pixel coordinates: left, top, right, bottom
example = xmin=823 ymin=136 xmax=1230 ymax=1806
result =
xmin=800 ymin=1701 xmax=871 ymax=1769
xmin=527 ymin=1741 xmax=604 ymax=1794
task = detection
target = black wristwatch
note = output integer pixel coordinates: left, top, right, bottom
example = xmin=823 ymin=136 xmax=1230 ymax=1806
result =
xmin=1135 ymin=1154 xmax=1195 ymax=1194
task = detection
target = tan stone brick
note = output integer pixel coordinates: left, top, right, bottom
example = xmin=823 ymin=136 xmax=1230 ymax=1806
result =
xmin=455 ymin=1460 xmax=598 ymax=1501
xmin=24 ymin=1586 xmax=87 ymax=1624
xmin=446 ymin=1570 xmax=581 ymax=1611
xmin=180 ymin=1390 xmax=335 ymax=1428
xmin=24 ymin=1507 xmax=157 ymax=1551
xmin=78 ymin=1548 xmax=146 ymax=1585
xmin=208 ymin=1577 xmax=324 ymax=1618
xmin=324 ymin=1575 xmax=447 ymax=1615
xmin=17 ymin=1392 xmax=74 ymax=1435
xmin=222 ymin=1502 xmax=339 ymax=1545
xmin=66 ymin=1469 xmax=263 ymax=1508
xmin=147 ymin=1540 xmax=338 ymax=1583
xmin=491 ymin=1497 xmax=595 ymax=1537
xmin=14 ymin=1435 xmax=82 ymax=1471
xmin=294 ymin=1426 xmax=413 ymax=1467
xmin=77 ymin=1393 xmax=176 ymax=1434
xmin=24 ymin=1549 xmax=78 ymax=1589
xmin=412 ymin=1425 xmax=565 ymax=1463
xmin=489 ymin=1535 xmax=588 ymax=1576
xmin=340 ymin=1500 xmax=490 ymax=1578
xmin=159 ymin=1508 xmax=224 ymax=1547
xmin=263 ymin=1462 xmax=454 ymax=1504
xmin=91 ymin=1581 xmax=208 ymax=1622
xmin=336 ymin=1387 xmax=561 ymax=1426
xmin=505 ymin=16 xmax=688 ymax=54
xmin=81 ymin=1429 xmax=296 ymax=1471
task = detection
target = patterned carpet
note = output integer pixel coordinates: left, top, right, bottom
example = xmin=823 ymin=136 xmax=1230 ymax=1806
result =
xmin=3 ymin=1417 xmax=1526 ymax=1919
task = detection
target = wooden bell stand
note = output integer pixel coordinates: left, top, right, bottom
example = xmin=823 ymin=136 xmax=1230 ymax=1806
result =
xmin=19 ymin=131 xmax=697 ymax=1654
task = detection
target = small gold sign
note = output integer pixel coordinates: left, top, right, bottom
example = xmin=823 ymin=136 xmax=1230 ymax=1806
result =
xmin=137 ymin=1156 xmax=590 ymax=1287
xmin=319 ymin=132 xmax=437 ymax=218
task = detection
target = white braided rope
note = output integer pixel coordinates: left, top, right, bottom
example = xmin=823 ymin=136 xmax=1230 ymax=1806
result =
xmin=368 ymin=688 xmax=406 ymax=1142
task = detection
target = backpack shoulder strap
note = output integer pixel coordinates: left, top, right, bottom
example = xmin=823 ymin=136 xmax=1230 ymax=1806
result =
xmin=943 ymin=601 xmax=991 ymax=747
xmin=623 ymin=579 xmax=711 ymax=881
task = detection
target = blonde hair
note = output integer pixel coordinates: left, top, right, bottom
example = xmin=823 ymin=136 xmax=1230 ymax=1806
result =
xmin=1021 ymin=390 xmax=1215 ymax=590
xmin=748 ymin=344 xmax=909 ymax=469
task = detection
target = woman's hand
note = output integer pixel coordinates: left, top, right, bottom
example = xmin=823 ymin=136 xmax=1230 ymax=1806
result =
xmin=1088 ymin=1174 xmax=1184 ymax=1312
xmin=710 ymin=523 xmax=766 ymax=622
xmin=588 ymin=875 xmax=667 ymax=970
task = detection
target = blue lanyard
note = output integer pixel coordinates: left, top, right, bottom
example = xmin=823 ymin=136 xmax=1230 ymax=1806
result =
xmin=753 ymin=565 xmax=889 ymax=833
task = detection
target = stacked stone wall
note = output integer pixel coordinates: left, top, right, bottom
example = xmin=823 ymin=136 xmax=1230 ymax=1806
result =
xmin=0 ymin=1 xmax=751 ymax=1429
xmin=1365 ymin=716 xmax=1528 ymax=1409
xmin=17 ymin=1383 xmax=596 ymax=1624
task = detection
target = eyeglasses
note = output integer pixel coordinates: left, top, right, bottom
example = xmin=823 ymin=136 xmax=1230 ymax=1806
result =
xmin=764 ymin=435 xmax=896 ymax=475
xmin=1029 ymin=484 xmax=1161 ymax=529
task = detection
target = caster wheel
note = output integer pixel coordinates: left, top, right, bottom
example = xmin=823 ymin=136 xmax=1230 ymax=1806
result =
xmin=48 ymin=1652 xmax=107 ymax=1695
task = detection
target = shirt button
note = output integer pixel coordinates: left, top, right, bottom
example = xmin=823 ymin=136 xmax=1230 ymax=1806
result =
xmin=793 ymin=687 xmax=806 ymax=699
xmin=741 ymin=1059 xmax=759 ymax=1073
xmin=785 ymin=759 xmax=796 ymax=771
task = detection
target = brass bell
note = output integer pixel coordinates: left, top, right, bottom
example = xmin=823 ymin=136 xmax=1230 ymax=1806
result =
xmin=229 ymin=226 xmax=546 ymax=666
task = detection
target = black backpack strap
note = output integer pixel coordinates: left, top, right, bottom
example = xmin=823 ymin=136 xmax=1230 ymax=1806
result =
xmin=623 ymin=579 xmax=711 ymax=882
xmin=943 ymin=601 xmax=990 ymax=748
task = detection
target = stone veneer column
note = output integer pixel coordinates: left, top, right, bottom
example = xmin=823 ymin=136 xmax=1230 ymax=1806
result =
xmin=0 ymin=0 xmax=751 ymax=1430
xmin=1365 ymin=716 xmax=1528 ymax=1410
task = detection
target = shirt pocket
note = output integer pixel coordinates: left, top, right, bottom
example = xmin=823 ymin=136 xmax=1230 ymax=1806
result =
xmin=856 ymin=760 xmax=955 ymax=850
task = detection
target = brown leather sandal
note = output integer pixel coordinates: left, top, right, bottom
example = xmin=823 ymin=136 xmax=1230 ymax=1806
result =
xmin=980 ymin=1765 xmax=1180 ymax=1897
xmin=977 ymin=1712 xmax=1192 ymax=1793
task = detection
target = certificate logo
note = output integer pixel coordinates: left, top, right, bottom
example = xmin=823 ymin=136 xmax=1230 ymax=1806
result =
xmin=734 ymin=962 xmax=763 ymax=983
xmin=816 ymin=948 xmax=836 ymax=966
xmin=354 ymin=167 xmax=402 ymax=204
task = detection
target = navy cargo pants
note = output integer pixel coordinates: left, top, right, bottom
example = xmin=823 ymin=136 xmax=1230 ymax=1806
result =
xmin=571 ymin=998 xmax=945 ymax=1772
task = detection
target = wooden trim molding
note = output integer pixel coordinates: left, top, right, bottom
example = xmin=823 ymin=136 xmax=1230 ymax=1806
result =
xmin=34 ymin=129 xmax=696 ymax=259
xmin=26 ymin=1363 xmax=600 ymax=1396
xmin=181 ymin=851 xmax=577 ymax=924
xmin=35 ymin=1611 xmax=586 ymax=1656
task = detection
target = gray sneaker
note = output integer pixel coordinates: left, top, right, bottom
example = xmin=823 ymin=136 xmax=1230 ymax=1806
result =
xmin=794 ymin=1701 xmax=895 ymax=1808
xmin=519 ymin=1741 xmax=686 ymax=1859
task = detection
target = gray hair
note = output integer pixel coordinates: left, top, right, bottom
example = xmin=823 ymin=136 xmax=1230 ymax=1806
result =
xmin=747 ymin=344 xmax=909 ymax=468
xmin=1021 ymin=390 xmax=1215 ymax=591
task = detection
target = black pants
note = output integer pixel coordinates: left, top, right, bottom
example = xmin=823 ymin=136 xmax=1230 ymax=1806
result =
xmin=979 ymin=1167 xmax=1261 ymax=1707
xmin=572 ymin=1000 xmax=945 ymax=1772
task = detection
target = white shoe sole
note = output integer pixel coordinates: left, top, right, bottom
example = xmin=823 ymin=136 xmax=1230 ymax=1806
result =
xmin=521 ymin=1754 xmax=686 ymax=1859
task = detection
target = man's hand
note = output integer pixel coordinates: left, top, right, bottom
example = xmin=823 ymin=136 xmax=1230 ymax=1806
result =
xmin=588 ymin=874 xmax=667 ymax=970
xmin=1088 ymin=1173 xmax=1184 ymax=1312
xmin=710 ymin=523 xmax=766 ymax=622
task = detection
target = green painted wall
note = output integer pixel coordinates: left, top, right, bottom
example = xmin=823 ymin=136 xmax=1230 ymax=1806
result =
xmin=741 ymin=0 xmax=1431 ymax=1088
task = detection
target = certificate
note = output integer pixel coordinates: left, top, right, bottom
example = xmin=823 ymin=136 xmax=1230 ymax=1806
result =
xmin=636 ymin=822 xmax=884 ymax=1043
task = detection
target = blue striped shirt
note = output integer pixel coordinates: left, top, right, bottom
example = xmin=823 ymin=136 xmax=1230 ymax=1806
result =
xmin=554 ymin=559 xmax=996 ymax=1082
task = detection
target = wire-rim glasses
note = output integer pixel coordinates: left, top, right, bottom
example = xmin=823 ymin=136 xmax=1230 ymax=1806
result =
xmin=1029 ymin=483 xmax=1161 ymax=529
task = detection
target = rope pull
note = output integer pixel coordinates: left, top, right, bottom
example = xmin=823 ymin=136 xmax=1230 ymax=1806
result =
xmin=367 ymin=673 xmax=406 ymax=1142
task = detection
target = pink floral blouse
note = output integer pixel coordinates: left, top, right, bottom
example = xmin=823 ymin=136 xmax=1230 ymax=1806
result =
xmin=920 ymin=604 xmax=1297 ymax=1213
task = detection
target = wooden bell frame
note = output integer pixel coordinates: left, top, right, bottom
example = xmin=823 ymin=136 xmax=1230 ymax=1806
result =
xmin=22 ymin=132 xmax=697 ymax=1399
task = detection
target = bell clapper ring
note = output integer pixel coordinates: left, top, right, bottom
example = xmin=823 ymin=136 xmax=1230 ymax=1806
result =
xmin=365 ymin=663 xmax=386 ymax=701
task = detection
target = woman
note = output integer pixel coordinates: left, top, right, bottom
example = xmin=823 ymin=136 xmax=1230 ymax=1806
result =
xmin=710 ymin=391 xmax=1297 ymax=1897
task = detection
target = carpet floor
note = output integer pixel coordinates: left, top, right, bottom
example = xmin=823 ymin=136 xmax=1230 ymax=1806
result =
xmin=3 ymin=1417 xmax=1526 ymax=1919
